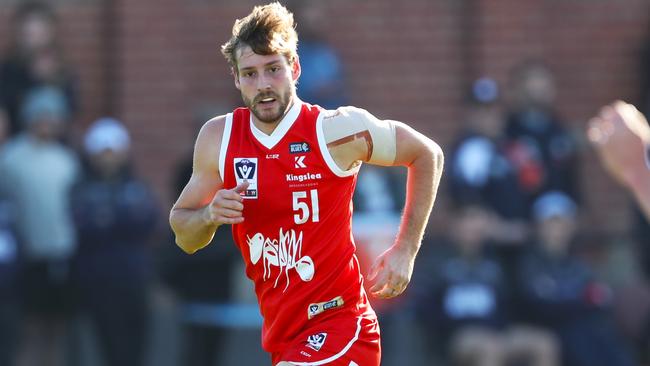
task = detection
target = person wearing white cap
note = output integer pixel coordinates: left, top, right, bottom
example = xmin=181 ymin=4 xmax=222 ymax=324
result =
xmin=83 ymin=117 xmax=130 ymax=154
xmin=70 ymin=117 xmax=158 ymax=366
xmin=82 ymin=117 xmax=131 ymax=179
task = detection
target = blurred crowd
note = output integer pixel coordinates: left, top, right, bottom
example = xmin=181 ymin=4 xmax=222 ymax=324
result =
xmin=0 ymin=3 xmax=158 ymax=366
xmin=0 ymin=1 xmax=649 ymax=366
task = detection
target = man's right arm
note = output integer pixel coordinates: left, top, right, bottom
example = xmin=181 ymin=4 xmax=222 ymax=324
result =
xmin=169 ymin=116 xmax=246 ymax=254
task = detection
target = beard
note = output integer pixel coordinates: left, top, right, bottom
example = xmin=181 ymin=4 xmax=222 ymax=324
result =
xmin=243 ymin=88 xmax=292 ymax=124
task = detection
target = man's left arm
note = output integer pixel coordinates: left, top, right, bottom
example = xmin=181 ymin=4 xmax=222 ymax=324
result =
xmin=366 ymin=121 xmax=443 ymax=299
xmin=323 ymin=107 xmax=443 ymax=299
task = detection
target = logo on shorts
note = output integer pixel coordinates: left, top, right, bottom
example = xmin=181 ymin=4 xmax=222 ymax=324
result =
xmin=290 ymin=142 xmax=310 ymax=154
xmin=233 ymin=158 xmax=258 ymax=199
xmin=306 ymin=332 xmax=327 ymax=351
xmin=307 ymin=296 xmax=344 ymax=319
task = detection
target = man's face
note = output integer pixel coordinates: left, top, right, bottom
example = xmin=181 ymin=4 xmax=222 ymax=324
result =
xmin=234 ymin=45 xmax=300 ymax=125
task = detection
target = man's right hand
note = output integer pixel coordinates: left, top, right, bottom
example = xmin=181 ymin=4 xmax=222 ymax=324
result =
xmin=204 ymin=181 xmax=249 ymax=225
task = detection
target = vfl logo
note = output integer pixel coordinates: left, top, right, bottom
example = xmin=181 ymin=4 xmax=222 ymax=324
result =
xmin=306 ymin=333 xmax=327 ymax=351
xmin=235 ymin=159 xmax=256 ymax=179
xmin=247 ymin=229 xmax=315 ymax=292
xmin=233 ymin=158 xmax=258 ymax=199
xmin=294 ymin=156 xmax=306 ymax=168
xmin=290 ymin=142 xmax=310 ymax=154
xmin=309 ymin=304 xmax=319 ymax=314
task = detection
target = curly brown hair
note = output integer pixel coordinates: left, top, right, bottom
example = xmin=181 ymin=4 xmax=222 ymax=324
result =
xmin=221 ymin=2 xmax=298 ymax=73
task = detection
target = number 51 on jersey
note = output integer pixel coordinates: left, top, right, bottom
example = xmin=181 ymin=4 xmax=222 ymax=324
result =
xmin=293 ymin=189 xmax=319 ymax=225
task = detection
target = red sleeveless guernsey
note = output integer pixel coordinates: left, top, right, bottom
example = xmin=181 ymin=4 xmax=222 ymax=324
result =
xmin=220 ymin=101 xmax=377 ymax=354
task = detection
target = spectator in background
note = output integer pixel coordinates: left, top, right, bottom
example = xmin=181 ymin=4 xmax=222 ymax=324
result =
xmin=517 ymin=191 xmax=636 ymax=366
xmin=0 ymin=86 xmax=80 ymax=366
xmin=504 ymin=61 xmax=580 ymax=211
xmin=0 ymin=106 xmax=20 ymax=366
xmin=448 ymin=78 xmax=530 ymax=305
xmin=291 ymin=0 xmax=348 ymax=109
xmin=417 ymin=204 xmax=558 ymax=366
xmin=70 ymin=118 xmax=158 ymax=366
xmin=449 ymin=77 xmax=529 ymax=239
xmin=0 ymin=1 xmax=77 ymax=138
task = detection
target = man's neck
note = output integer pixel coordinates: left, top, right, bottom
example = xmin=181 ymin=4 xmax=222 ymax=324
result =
xmin=251 ymin=98 xmax=296 ymax=136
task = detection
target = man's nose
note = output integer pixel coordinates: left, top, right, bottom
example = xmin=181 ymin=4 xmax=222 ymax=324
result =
xmin=256 ymin=73 xmax=271 ymax=91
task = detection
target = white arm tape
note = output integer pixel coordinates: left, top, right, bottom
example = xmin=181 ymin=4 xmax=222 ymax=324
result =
xmin=322 ymin=106 xmax=397 ymax=165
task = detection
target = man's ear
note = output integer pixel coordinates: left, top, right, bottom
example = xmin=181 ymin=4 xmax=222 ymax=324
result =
xmin=233 ymin=68 xmax=241 ymax=90
xmin=291 ymin=57 xmax=301 ymax=82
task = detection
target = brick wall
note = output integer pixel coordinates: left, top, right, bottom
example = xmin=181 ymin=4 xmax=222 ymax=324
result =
xmin=0 ymin=0 xmax=648 ymax=234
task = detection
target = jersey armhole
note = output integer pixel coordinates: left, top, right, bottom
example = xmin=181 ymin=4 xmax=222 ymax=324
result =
xmin=218 ymin=113 xmax=234 ymax=180
xmin=316 ymin=112 xmax=362 ymax=178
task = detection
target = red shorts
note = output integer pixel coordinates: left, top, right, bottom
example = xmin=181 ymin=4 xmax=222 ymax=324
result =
xmin=271 ymin=314 xmax=381 ymax=366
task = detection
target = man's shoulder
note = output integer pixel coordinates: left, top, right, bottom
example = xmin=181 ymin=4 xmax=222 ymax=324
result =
xmin=194 ymin=114 xmax=230 ymax=167
xmin=320 ymin=106 xmax=377 ymax=141
xmin=200 ymin=114 xmax=229 ymax=138
xmin=321 ymin=105 xmax=367 ymax=121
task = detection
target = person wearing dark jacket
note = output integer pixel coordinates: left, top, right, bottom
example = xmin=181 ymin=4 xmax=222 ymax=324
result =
xmin=71 ymin=118 xmax=158 ymax=366
xmin=417 ymin=204 xmax=558 ymax=366
xmin=517 ymin=191 xmax=636 ymax=366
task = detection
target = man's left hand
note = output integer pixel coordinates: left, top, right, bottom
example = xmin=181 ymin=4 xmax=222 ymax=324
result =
xmin=367 ymin=243 xmax=417 ymax=299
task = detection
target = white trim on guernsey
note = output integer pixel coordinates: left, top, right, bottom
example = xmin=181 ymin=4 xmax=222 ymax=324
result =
xmin=250 ymin=100 xmax=303 ymax=149
xmin=218 ymin=113 xmax=233 ymax=180
xmin=288 ymin=316 xmax=362 ymax=366
xmin=316 ymin=112 xmax=361 ymax=177
xmin=349 ymin=362 xmax=359 ymax=366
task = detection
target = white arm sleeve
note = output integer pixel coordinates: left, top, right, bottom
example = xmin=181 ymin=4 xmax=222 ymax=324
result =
xmin=322 ymin=106 xmax=397 ymax=165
